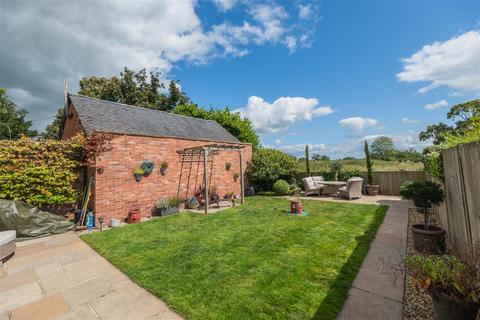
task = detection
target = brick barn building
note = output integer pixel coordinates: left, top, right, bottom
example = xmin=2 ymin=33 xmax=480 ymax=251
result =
xmin=61 ymin=93 xmax=252 ymax=223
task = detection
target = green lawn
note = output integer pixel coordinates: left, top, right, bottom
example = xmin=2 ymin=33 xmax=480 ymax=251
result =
xmin=81 ymin=197 xmax=387 ymax=320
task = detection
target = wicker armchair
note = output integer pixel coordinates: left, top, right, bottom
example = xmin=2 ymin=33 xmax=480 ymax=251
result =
xmin=338 ymin=178 xmax=364 ymax=200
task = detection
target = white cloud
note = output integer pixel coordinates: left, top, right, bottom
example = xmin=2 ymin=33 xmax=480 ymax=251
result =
xmin=274 ymin=139 xmax=283 ymax=145
xmin=273 ymin=143 xmax=326 ymax=157
xmin=285 ymin=36 xmax=298 ymax=53
xmin=424 ymin=99 xmax=448 ymax=110
xmin=397 ymin=30 xmax=480 ymax=93
xmin=401 ymin=117 xmax=419 ymax=124
xmin=298 ymin=4 xmax=313 ymax=20
xmin=213 ymin=0 xmax=238 ymax=11
xmin=0 ymin=0 xmax=319 ymax=130
xmin=235 ymin=96 xmax=333 ymax=134
xmin=338 ymin=117 xmax=378 ymax=136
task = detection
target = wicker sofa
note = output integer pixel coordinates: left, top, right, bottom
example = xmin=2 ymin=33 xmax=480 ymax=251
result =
xmin=302 ymin=176 xmax=326 ymax=196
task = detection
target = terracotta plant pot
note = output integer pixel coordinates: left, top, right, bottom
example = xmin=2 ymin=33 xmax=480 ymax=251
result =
xmin=410 ymin=224 xmax=446 ymax=254
xmin=290 ymin=200 xmax=302 ymax=214
xmin=127 ymin=209 xmax=141 ymax=223
xmin=429 ymin=287 xmax=479 ymax=320
xmin=366 ymin=185 xmax=379 ymax=196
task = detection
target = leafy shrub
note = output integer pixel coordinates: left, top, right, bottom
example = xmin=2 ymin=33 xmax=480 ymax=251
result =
xmin=272 ymin=179 xmax=290 ymax=195
xmin=406 ymin=248 xmax=480 ymax=304
xmin=338 ymin=170 xmax=365 ymax=182
xmin=247 ymin=148 xmax=300 ymax=191
xmin=0 ymin=135 xmax=83 ymax=207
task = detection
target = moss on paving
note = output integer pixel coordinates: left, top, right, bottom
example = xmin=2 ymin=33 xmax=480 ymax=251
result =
xmin=81 ymin=197 xmax=387 ymax=320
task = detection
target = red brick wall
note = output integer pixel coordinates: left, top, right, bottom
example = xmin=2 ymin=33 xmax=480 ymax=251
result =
xmin=95 ymin=135 xmax=252 ymax=223
xmin=62 ymin=102 xmax=84 ymax=139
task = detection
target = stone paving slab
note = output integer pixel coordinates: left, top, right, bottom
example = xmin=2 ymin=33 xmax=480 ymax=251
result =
xmin=10 ymin=293 xmax=69 ymax=320
xmin=335 ymin=196 xmax=408 ymax=320
xmin=1 ymin=232 xmax=183 ymax=319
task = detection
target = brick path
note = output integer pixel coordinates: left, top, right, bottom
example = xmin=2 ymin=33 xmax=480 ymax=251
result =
xmin=0 ymin=232 xmax=182 ymax=320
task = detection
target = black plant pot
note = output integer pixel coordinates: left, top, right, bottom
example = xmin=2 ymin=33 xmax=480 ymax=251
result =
xmin=430 ymin=287 xmax=479 ymax=320
xmin=160 ymin=168 xmax=168 ymax=176
xmin=134 ymin=173 xmax=142 ymax=182
xmin=410 ymin=224 xmax=446 ymax=254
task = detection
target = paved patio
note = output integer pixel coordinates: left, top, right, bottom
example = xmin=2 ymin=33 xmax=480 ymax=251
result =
xmin=0 ymin=232 xmax=182 ymax=320
xmin=300 ymin=194 xmax=409 ymax=320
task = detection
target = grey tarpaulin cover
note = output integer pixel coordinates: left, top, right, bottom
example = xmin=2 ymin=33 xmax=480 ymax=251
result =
xmin=0 ymin=200 xmax=74 ymax=240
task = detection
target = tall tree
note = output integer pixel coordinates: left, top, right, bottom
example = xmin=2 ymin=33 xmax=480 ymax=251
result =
xmin=305 ymin=144 xmax=310 ymax=175
xmin=419 ymin=99 xmax=480 ymax=146
xmin=41 ymin=108 xmax=63 ymax=140
xmin=174 ymin=104 xmax=260 ymax=151
xmin=78 ymin=67 xmax=190 ymax=112
xmin=0 ymin=88 xmax=37 ymax=139
xmin=370 ymin=136 xmax=394 ymax=160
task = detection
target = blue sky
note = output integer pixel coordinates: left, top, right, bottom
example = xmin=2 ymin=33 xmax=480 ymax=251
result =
xmin=1 ymin=0 xmax=479 ymax=158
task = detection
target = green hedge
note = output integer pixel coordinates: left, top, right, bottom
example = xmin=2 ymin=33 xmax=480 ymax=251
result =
xmin=0 ymin=136 xmax=83 ymax=207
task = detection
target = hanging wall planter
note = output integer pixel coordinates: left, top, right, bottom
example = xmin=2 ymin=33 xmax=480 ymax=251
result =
xmin=233 ymin=172 xmax=239 ymax=182
xmin=134 ymin=168 xmax=144 ymax=182
xmin=225 ymin=162 xmax=232 ymax=171
xmin=140 ymin=160 xmax=155 ymax=176
xmin=160 ymin=161 xmax=169 ymax=175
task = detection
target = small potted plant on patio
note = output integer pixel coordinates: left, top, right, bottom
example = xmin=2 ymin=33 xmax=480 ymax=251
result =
xmin=364 ymin=140 xmax=379 ymax=195
xmin=134 ymin=168 xmax=145 ymax=182
xmin=166 ymin=197 xmax=180 ymax=215
xmin=159 ymin=161 xmax=169 ymax=175
xmin=406 ymin=248 xmax=480 ymax=320
xmin=153 ymin=197 xmax=169 ymax=216
xmin=400 ymin=180 xmax=446 ymax=254
xmin=225 ymin=162 xmax=232 ymax=171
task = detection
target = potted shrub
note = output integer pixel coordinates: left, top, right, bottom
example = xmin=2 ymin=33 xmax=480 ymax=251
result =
xmin=134 ymin=168 xmax=145 ymax=182
xmin=154 ymin=197 xmax=180 ymax=216
xmin=233 ymin=172 xmax=239 ymax=182
xmin=400 ymin=180 xmax=446 ymax=253
xmin=160 ymin=161 xmax=169 ymax=175
xmin=185 ymin=197 xmax=199 ymax=209
xmin=225 ymin=162 xmax=232 ymax=171
xmin=364 ymin=141 xmax=379 ymax=195
xmin=407 ymin=251 xmax=480 ymax=320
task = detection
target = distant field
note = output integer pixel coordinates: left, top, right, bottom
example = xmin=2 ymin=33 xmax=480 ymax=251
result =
xmin=298 ymin=159 xmax=424 ymax=172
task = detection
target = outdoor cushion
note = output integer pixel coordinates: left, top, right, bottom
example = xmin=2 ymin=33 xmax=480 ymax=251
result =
xmin=303 ymin=177 xmax=316 ymax=190
xmin=0 ymin=230 xmax=15 ymax=246
xmin=311 ymin=176 xmax=324 ymax=187
xmin=338 ymin=186 xmax=347 ymax=192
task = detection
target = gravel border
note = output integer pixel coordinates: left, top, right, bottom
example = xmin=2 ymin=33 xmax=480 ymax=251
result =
xmin=403 ymin=208 xmax=435 ymax=320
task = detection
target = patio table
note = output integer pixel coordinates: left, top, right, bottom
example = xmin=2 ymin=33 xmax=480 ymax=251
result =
xmin=322 ymin=181 xmax=347 ymax=195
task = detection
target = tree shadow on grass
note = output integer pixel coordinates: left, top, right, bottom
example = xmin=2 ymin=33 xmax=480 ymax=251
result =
xmin=311 ymin=205 xmax=388 ymax=320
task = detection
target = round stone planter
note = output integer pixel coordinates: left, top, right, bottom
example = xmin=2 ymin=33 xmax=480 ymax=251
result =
xmin=410 ymin=224 xmax=446 ymax=254
xmin=366 ymin=185 xmax=379 ymax=196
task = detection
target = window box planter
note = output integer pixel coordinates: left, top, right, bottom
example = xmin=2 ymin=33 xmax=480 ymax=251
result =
xmin=153 ymin=206 xmax=179 ymax=217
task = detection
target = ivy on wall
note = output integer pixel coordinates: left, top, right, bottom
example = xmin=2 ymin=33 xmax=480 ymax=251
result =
xmin=0 ymin=135 xmax=84 ymax=206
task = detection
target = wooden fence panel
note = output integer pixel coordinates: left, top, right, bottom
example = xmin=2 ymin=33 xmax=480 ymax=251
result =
xmin=373 ymin=171 xmax=426 ymax=196
xmin=439 ymin=140 xmax=480 ymax=250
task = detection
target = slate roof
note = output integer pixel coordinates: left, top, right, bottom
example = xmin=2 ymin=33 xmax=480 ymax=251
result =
xmin=68 ymin=93 xmax=240 ymax=143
